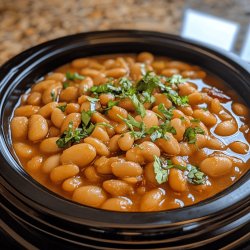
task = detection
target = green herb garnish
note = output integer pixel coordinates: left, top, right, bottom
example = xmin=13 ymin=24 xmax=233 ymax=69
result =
xmin=153 ymin=156 xmax=186 ymax=184
xmin=50 ymin=91 xmax=57 ymax=101
xmin=183 ymin=127 xmax=205 ymax=144
xmin=130 ymin=94 xmax=146 ymax=117
xmin=185 ymin=164 xmax=206 ymax=185
xmin=157 ymin=103 xmax=175 ymax=120
xmin=165 ymin=74 xmax=187 ymax=86
xmin=63 ymin=82 xmax=69 ymax=89
xmin=57 ymin=104 xmax=67 ymax=112
xmin=66 ymin=72 xmax=85 ymax=81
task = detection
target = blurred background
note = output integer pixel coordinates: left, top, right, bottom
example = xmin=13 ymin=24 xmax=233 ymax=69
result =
xmin=0 ymin=0 xmax=250 ymax=65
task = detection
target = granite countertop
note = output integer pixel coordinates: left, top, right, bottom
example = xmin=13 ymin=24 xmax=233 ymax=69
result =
xmin=0 ymin=0 xmax=249 ymax=65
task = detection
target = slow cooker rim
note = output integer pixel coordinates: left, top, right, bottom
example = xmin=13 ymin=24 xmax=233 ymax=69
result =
xmin=0 ymin=30 xmax=249 ymax=228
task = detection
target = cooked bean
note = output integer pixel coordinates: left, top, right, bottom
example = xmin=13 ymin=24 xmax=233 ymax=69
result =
xmin=65 ymin=103 xmax=80 ymax=114
xmin=42 ymin=154 xmax=61 ymax=174
xmin=105 ymin=68 xmax=127 ymax=78
xmin=46 ymin=73 xmax=65 ymax=82
xmin=126 ymin=147 xmax=145 ymax=164
xmin=48 ymin=126 xmax=60 ymax=137
xmin=137 ymin=52 xmax=154 ymax=63
xmin=72 ymin=186 xmax=107 ymax=207
xmin=99 ymin=93 xmax=115 ymax=106
xmin=60 ymin=87 xmax=78 ymax=102
xmin=28 ymin=114 xmax=48 ymax=141
xmin=139 ymin=141 xmax=161 ymax=162
xmin=42 ymin=84 xmax=61 ymax=104
xmin=130 ymin=63 xmax=142 ymax=81
xmin=72 ymin=58 xmax=89 ymax=68
xmin=84 ymin=137 xmax=109 ymax=156
xmin=60 ymin=113 xmax=81 ymax=133
xmin=154 ymin=93 xmax=172 ymax=108
xmin=193 ymin=109 xmax=217 ymax=127
xmin=135 ymin=110 xmax=158 ymax=129
xmin=62 ymin=176 xmax=82 ymax=192
xmin=91 ymin=126 xmax=109 ymax=143
xmin=78 ymin=77 xmax=94 ymax=95
xmin=188 ymin=92 xmax=204 ymax=105
xmin=229 ymin=141 xmax=249 ymax=154
xmin=11 ymin=116 xmax=28 ymax=140
xmin=38 ymin=102 xmax=57 ymax=118
xmin=170 ymin=118 xmax=186 ymax=141
xmin=181 ymin=70 xmax=206 ymax=79
xmin=107 ymin=106 xmax=128 ymax=122
xmin=206 ymin=137 xmax=225 ymax=150
xmin=101 ymin=197 xmax=132 ymax=211
xmin=118 ymin=132 xmax=134 ymax=151
xmin=14 ymin=105 xmax=40 ymax=117
xmin=232 ymin=103 xmax=248 ymax=116
xmin=109 ymin=134 xmax=121 ymax=152
xmin=179 ymin=142 xmax=195 ymax=156
xmin=112 ymin=161 xmax=143 ymax=178
xmin=178 ymin=83 xmax=196 ymax=96
xmin=214 ymin=120 xmax=238 ymax=136
xmin=84 ymin=166 xmax=101 ymax=183
xmin=140 ymin=188 xmax=165 ymax=212
xmin=210 ymin=98 xmax=222 ymax=114
xmin=103 ymin=180 xmax=133 ymax=196
xmin=60 ymin=143 xmax=96 ymax=168
xmin=169 ymin=169 xmax=187 ymax=192
xmin=13 ymin=142 xmax=35 ymax=159
xmin=200 ymin=156 xmax=232 ymax=177
xmin=161 ymin=68 xmax=179 ymax=77
xmin=27 ymin=92 xmax=42 ymax=106
xmin=40 ymin=137 xmax=62 ymax=154
xmin=51 ymin=108 xmax=65 ymax=128
xmin=165 ymin=61 xmax=191 ymax=71
xmin=50 ymin=164 xmax=79 ymax=182
xmin=156 ymin=133 xmax=180 ymax=155
xmin=94 ymin=156 xmax=122 ymax=174
xmin=114 ymin=122 xmax=128 ymax=134
xmin=118 ymin=98 xmax=135 ymax=112
xmin=91 ymin=112 xmax=110 ymax=124
xmin=144 ymin=163 xmax=158 ymax=186
xmin=26 ymin=156 xmax=43 ymax=172
xmin=32 ymin=80 xmax=56 ymax=92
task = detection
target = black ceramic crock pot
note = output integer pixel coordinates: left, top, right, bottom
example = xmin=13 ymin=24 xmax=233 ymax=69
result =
xmin=0 ymin=30 xmax=249 ymax=250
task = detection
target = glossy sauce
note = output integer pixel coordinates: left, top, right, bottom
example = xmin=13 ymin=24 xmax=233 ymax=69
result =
xmin=10 ymin=53 xmax=250 ymax=212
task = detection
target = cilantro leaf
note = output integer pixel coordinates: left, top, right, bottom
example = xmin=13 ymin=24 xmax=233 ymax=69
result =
xmin=90 ymin=83 xmax=121 ymax=95
xmin=63 ymin=82 xmax=69 ymax=89
xmin=81 ymin=110 xmax=93 ymax=127
xmin=157 ymin=104 xmax=175 ymax=120
xmin=183 ymin=127 xmax=205 ymax=144
xmin=57 ymin=104 xmax=67 ymax=112
xmin=166 ymin=74 xmax=188 ymax=86
xmin=136 ymin=72 xmax=161 ymax=94
xmin=56 ymin=121 xmax=86 ymax=148
xmin=50 ymin=91 xmax=57 ymax=101
xmin=153 ymin=156 xmax=186 ymax=184
xmin=86 ymin=96 xmax=99 ymax=103
xmin=163 ymin=87 xmax=189 ymax=106
xmin=66 ymin=72 xmax=85 ymax=81
xmin=130 ymin=94 xmax=146 ymax=117
xmin=185 ymin=164 xmax=206 ymax=185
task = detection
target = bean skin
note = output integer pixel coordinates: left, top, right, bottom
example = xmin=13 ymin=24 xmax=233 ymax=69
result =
xmin=60 ymin=143 xmax=96 ymax=168
xmin=72 ymin=186 xmax=107 ymax=207
xmin=28 ymin=114 xmax=48 ymax=141
xmin=101 ymin=197 xmax=133 ymax=211
xmin=50 ymin=164 xmax=79 ymax=183
xmin=11 ymin=116 xmax=28 ymax=140
xmin=200 ymin=156 xmax=232 ymax=177
xmin=103 ymin=179 xmax=133 ymax=196
xmin=111 ymin=161 xmax=143 ymax=178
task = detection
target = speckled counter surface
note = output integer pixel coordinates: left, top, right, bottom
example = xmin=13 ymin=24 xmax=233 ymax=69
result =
xmin=0 ymin=0 xmax=249 ymax=65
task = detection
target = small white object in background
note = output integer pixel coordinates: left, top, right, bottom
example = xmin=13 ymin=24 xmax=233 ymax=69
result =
xmin=241 ymin=24 xmax=250 ymax=63
xmin=181 ymin=9 xmax=240 ymax=52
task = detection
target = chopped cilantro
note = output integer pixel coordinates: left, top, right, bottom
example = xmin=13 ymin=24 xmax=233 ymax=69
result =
xmin=183 ymin=127 xmax=205 ymax=144
xmin=157 ymin=103 xmax=175 ymax=120
xmin=190 ymin=118 xmax=200 ymax=123
xmin=136 ymin=72 xmax=161 ymax=94
xmin=57 ymin=104 xmax=67 ymax=112
xmin=153 ymin=156 xmax=186 ymax=184
xmin=63 ymin=82 xmax=69 ymax=89
xmin=163 ymin=87 xmax=189 ymax=106
xmin=86 ymin=96 xmax=99 ymax=103
xmin=165 ymin=74 xmax=188 ymax=86
xmin=56 ymin=122 xmax=86 ymax=148
xmin=66 ymin=72 xmax=85 ymax=81
xmin=130 ymin=94 xmax=146 ymax=117
xmin=185 ymin=164 xmax=207 ymax=185
xmin=50 ymin=91 xmax=57 ymax=101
